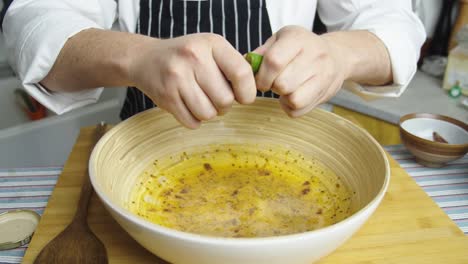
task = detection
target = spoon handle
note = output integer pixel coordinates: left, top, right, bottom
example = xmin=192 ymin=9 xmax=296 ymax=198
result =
xmin=73 ymin=122 xmax=108 ymax=225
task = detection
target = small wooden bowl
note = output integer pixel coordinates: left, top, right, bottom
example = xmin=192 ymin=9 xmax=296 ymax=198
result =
xmin=399 ymin=113 xmax=468 ymax=167
xmin=90 ymin=98 xmax=390 ymax=264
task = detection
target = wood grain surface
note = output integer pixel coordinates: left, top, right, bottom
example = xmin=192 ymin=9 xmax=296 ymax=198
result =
xmin=32 ymin=123 xmax=108 ymax=264
xmin=22 ymin=127 xmax=468 ymax=264
xmin=333 ymin=106 xmax=401 ymax=146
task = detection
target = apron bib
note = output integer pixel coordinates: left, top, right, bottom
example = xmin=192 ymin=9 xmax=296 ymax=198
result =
xmin=120 ymin=0 xmax=275 ymax=120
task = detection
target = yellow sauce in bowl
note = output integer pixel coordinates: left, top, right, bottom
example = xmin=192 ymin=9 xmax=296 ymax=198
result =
xmin=129 ymin=144 xmax=352 ymax=238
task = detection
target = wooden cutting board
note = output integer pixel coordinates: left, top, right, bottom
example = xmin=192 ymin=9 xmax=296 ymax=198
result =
xmin=22 ymin=127 xmax=468 ymax=264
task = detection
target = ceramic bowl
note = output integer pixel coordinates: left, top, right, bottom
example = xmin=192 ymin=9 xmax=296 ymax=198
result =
xmin=399 ymin=113 xmax=468 ymax=167
xmin=89 ymin=98 xmax=390 ymax=264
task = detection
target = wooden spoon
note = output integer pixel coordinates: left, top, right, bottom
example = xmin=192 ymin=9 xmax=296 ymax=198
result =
xmin=34 ymin=122 xmax=108 ymax=264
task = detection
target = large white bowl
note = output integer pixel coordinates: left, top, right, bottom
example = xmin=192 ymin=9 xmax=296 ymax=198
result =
xmin=89 ymin=99 xmax=390 ymax=264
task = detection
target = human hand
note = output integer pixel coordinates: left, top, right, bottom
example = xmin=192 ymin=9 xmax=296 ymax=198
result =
xmin=128 ymin=33 xmax=256 ymax=128
xmin=253 ymin=26 xmax=351 ymax=117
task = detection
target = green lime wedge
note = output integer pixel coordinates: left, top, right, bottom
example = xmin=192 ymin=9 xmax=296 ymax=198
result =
xmin=245 ymin=52 xmax=263 ymax=74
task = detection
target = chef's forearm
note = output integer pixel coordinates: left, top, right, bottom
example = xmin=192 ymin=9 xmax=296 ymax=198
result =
xmin=322 ymin=30 xmax=392 ymax=86
xmin=41 ymin=28 xmax=151 ymax=92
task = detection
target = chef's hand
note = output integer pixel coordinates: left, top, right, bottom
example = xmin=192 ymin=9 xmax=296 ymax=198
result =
xmin=128 ymin=33 xmax=256 ymax=129
xmin=253 ymin=26 xmax=351 ymax=117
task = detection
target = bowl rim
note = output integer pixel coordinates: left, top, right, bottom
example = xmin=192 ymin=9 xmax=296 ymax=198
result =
xmin=89 ymin=103 xmax=391 ymax=245
xmin=399 ymin=113 xmax=468 ymax=150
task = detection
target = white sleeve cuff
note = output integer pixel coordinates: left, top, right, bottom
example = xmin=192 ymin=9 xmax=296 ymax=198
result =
xmin=325 ymin=4 xmax=426 ymax=99
xmin=344 ymin=25 xmax=420 ymax=99
xmin=18 ymin=17 xmax=105 ymax=114
xmin=23 ymin=83 xmax=103 ymax=115
xmin=342 ymin=79 xmax=412 ymax=101
xmin=3 ymin=0 xmax=118 ymax=114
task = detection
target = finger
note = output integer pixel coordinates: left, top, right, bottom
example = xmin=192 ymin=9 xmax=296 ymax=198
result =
xmin=195 ymin=60 xmax=235 ymax=115
xmin=161 ymin=92 xmax=201 ymax=129
xmin=282 ymin=76 xmax=323 ymax=110
xmin=255 ymin=36 xmax=303 ymax=92
xmin=271 ymin=55 xmax=315 ymax=96
xmin=180 ymin=77 xmax=218 ymax=121
xmin=281 ymin=77 xmax=342 ymax=118
xmin=212 ymin=37 xmax=257 ymax=104
xmin=279 ymin=96 xmax=292 ymax=113
xmin=251 ymin=34 xmax=277 ymax=55
xmin=279 ymin=97 xmax=319 ymax=118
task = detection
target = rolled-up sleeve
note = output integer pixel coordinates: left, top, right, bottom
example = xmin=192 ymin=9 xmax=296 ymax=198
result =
xmin=3 ymin=0 xmax=117 ymax=114
xmin=318 ymin=0 xmax=426 ymax=97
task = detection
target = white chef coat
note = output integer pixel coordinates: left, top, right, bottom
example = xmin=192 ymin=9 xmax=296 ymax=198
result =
xmin=3 ymin=0 xmax=426 ymax=115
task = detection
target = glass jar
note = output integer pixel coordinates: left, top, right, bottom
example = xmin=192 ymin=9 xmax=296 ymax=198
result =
xmin=443 ymin=24 xmax=468 ymax=96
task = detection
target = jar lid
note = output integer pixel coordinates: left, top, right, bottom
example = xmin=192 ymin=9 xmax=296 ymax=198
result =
xmin=0 ymin=210 xmax=40 ymax=250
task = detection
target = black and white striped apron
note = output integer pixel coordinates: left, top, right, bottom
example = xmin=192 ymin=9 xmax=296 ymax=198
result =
xmin=120 ymin=0 xmax=275 ymax=120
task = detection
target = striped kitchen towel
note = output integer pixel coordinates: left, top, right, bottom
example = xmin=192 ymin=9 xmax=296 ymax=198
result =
xmin=0 ymin=167 xmax=61 ymax=264
xmin=385 ymin=145 xmax=468 ymax=235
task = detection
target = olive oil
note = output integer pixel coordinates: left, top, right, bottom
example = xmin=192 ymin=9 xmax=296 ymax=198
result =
xmin=129 ymin=144 xmax=352 ymax=238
